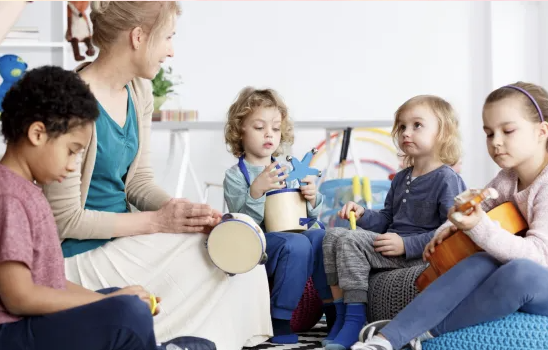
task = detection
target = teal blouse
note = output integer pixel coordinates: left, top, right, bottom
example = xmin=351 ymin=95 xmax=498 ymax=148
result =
xmin=62 ymin=86 xmax=139 ymax=258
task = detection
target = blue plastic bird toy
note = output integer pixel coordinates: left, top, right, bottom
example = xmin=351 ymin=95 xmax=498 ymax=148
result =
xmin=285 ymin=148 xmax=322 ymax=186
xmin=0 ymin=54 xmax=28 ymax=113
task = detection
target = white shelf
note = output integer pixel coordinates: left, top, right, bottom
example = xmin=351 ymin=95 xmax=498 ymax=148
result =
xmin=0 ymin=2 xmax=92 ymax=71
xmin=0 ymin=41 xmax=66 ymax=48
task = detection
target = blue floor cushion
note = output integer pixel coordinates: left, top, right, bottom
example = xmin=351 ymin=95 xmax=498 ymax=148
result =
xmin=423 ymin=312 xmax=548 ymax=350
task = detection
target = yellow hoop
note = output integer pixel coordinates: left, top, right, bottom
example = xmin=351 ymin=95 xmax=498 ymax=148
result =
xmin=310 ymin=128 xmax=396 ymax=167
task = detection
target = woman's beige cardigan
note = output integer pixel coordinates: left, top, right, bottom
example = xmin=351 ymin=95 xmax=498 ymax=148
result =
xmin=42 ymin=69 xmax=171 ymax=241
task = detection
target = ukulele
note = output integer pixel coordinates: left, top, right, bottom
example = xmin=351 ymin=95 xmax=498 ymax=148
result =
xmin=415 ymin=189 xmax=528 ymax=291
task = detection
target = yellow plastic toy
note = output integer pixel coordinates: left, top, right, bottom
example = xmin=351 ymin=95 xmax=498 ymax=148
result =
xmin=362 ymin=176 xmax=372 ymax=210
xmin=150 ymin=294 xmax=157 ymax=314
xmin=349 ymin=211 xmax=356 ymax=230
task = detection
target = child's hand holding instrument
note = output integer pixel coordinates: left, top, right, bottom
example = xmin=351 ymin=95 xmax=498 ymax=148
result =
xmin=450 ymin=188 xmax=498 ymax=222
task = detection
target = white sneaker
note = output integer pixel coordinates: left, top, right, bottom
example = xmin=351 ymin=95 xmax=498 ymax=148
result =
xmin=358 ymin=320 xmax=391 ymax=343
xmin=408 ymin=338 xmax=422 ymax=350
xmin=351 ymin=335 xmax=392 ymax=350
xmin=355 ymin=320 xmax=423 ymax=350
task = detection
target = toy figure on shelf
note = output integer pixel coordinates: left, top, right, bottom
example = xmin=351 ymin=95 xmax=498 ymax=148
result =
xmin=65 ymin=1 xmax=95 ymax=62
xmin=0 ymin=54 xmax=27 ymax=114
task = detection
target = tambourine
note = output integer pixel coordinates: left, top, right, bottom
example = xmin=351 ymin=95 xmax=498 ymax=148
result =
xmin=205 ymin=213 xmax=268 ymax=276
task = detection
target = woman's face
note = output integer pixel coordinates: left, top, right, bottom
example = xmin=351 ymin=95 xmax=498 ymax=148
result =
xmin=134 ymin=18 xmax=176 ymax=79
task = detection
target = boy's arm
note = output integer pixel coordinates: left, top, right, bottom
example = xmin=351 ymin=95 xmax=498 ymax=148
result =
xmin=356 ymin=181 xmax=395 ymax=232
xmin=402 ymin=174 xmax=467 ymax=259
xmin=223 ymin=168 xmax=265 ymax=225
xmin=0 ymin=262 xmax=105 ymax=316
xmin=402 ymin=230 xmax=436 ymax=259
xmin=306 ymin=192 xmax=324 ymax=218
xmin=0 ymin=196 xmax=106 ymax=315
xmin=66 ymin=280 xmax=104 ymax=298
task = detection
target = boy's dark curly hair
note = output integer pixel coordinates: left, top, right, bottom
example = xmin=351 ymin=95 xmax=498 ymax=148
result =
xmin=1 ymin=65 xmax=99 ymax=144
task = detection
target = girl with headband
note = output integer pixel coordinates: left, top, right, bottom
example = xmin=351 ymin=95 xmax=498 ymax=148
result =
xmin=353 ymin=82 xmax=548 ymax=350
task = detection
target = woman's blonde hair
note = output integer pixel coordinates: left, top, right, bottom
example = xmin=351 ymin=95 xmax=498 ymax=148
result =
xmin=90 ymin=1 xmax=181 ymax=52
xmin=225 ymin=87 xmax=294 ymax=157
xmin=391 ymin=95 xmax=461 ymax=168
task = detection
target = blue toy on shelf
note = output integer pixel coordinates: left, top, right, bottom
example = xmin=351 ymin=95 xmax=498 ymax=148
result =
xmin=0 ymin=54 xmax=28 ymax=113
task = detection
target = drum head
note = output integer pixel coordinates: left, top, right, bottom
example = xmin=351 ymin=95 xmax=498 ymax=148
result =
xmin=207 ymin=220 xmax=264 ymax=274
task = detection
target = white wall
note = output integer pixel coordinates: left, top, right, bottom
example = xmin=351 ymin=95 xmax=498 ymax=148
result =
xmin=152 ymin=0 xmax=495 ymax=208
xmin=479 ymin=1 xmax=543 ymax=180
xmin=2 ymin=1 xmax=545 ymax=211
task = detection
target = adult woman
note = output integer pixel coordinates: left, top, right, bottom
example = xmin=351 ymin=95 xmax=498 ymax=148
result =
xmin=42 ymin=2 xmax=272 ymax=349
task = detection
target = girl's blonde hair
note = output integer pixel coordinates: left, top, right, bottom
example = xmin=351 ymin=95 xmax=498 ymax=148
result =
xmin=391 ymin=95 xmax=461 ymax=168
xmin=225 ymin=87 xmax=294 ymax=157
xmin=484 ymin=81 xmax=548 ymax=125
xmin=90 ymin=1 xmax=181 ymax=53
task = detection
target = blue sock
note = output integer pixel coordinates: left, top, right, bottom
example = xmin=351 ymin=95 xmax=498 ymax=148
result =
xmin=326 ymin=303 xmax=367 ymax=350
xmin=269 ymin=318 xmax=298 ymax=344
xmin=322 ymin=298 xmax=345 ymax=346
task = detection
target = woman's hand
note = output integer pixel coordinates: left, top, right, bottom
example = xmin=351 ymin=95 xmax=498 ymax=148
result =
xmin=153 ymin=198 xmax=219 ymax=233
xmin=300 ymin=175 xmax=318 ymax=207
xmin=249 ymin=162 xmax=289 ymax=199
xmin=422 ymin=225 xmax=458 ymax=261
xmin=199 ymin=209 xmax=223 ymax=234
xmin=338 ymin=201 xmax=365 ymax=220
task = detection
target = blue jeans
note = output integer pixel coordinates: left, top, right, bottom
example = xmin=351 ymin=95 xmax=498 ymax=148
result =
xmin=0 ymin=288 xmax=156 ymax=350
xmin=380 ymin=252 xmax=548 ymax=349
xmin=266 ymin=229 xmax=331 ymax=319
xmin=0 ymin=288 xmax=216 ymax=350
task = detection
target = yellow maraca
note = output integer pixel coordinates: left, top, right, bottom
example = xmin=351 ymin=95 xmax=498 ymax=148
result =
xmin=349 ymin=211 xmax=357 ymax=230
xmin=362 ymin=176 xmax=372 ymax=210
xmin=150 ymin=294 xmax=158 ymax=314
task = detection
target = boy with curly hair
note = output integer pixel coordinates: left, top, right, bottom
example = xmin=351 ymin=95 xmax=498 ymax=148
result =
xmin=223 ymin=87 xmax=333 ymax=344
xmin=0 ymin=66 xmax=215 ymax=350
